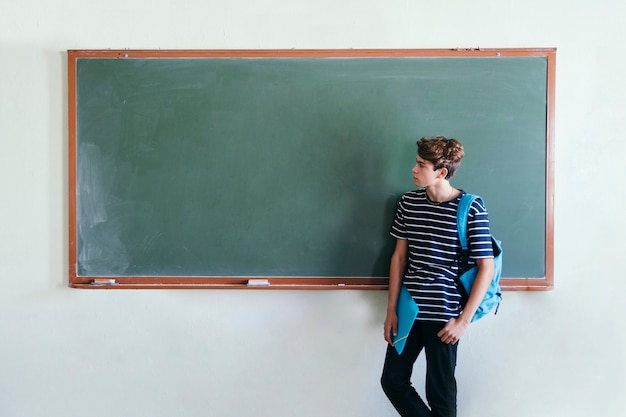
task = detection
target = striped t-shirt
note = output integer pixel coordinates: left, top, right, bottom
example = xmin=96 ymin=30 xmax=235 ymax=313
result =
xmin=390 ymin=189 xmax=494 ymax=323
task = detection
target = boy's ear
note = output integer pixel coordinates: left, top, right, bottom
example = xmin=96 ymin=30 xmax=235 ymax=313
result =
xmin=437 ymin=167 xmax=449 ymax=179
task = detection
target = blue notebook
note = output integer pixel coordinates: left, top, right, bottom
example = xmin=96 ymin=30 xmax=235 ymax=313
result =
xmin=392 ymin=285 xmax=419 ymax=355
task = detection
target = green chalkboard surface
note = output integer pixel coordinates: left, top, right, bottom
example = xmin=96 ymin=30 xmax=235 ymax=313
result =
xmin=68 ymin=49 xmax=555 ymax=289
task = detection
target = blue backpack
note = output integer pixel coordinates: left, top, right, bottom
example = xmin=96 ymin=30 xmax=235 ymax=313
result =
xmin=456 ymin=194 xmax=503 ymax=322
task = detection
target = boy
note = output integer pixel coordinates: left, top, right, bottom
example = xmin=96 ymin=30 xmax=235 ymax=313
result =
xmin=381 ymin=136 xmax=495 ymax=417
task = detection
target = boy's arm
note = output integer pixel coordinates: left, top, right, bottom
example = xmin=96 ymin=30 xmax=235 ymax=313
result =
xmin=384 ymin=239 xmax=408 ymax=345
xmin=457 ymin=257 xmax=494 ymax=324
xmin=437 ymin=257 xmax=494 ymax=344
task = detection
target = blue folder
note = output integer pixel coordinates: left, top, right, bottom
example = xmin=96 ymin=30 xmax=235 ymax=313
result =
xmin=392 ymin=285 xmax=419 ymax=355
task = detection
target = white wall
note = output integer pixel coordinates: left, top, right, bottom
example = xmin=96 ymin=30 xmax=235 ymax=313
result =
xmin=1 ymin=1 xmax=625 ymax=416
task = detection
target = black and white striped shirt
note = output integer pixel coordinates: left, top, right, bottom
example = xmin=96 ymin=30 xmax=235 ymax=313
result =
xmin=390 ymin=189 xmax=494 ymax=322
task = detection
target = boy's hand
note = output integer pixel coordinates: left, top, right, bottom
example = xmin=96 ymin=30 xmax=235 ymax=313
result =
xmin=437 ymin=317 xmax=469 ymax=345
xmin=384 ymin=312 xmax=399 ymax=345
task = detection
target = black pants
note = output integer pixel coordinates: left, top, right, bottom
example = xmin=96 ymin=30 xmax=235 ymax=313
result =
xmin=381 ymin=320 xmax=458 ymax=417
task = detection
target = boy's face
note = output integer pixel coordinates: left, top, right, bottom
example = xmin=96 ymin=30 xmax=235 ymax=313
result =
xmin=412 ymin=156 xmax=442 ymax=187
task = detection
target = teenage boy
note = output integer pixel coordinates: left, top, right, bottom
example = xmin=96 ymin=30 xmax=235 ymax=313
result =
xmin=381 ymin=136 xmax=495 ymax=417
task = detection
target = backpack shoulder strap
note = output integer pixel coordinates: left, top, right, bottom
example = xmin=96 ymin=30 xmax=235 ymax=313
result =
xmin=457 ymin=193 xmax=479 ymax=250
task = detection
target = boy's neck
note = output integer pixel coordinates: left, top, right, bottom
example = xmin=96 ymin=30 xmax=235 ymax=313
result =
xmin=426 ymin=183 xmax=458 ymax=204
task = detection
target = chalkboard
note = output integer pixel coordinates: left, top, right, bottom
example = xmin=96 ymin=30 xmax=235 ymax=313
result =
xmin=68 ymin=49 xmax=555 ymax=290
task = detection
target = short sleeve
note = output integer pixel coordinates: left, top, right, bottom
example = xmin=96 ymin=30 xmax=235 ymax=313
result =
xmin=390 ymin=196 xmax=407 ymax=240
xmin=467 ymin=198 xmax=494 ymax=260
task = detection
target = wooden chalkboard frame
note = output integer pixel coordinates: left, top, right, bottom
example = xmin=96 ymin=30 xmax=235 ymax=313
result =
xmin=68 ymin=48 xmax=555 ymax=290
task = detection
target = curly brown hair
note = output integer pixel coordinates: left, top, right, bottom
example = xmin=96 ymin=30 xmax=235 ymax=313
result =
xmin=416 ymin=136 xmax=465 ymax=180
